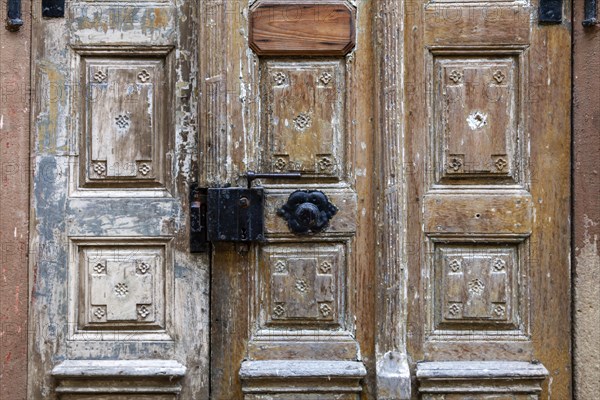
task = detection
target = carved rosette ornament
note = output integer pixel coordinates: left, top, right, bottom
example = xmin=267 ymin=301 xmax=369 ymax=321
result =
xmin=449 ymin=69 xmax=463 ymax=84
xmin=277 ymin=190 xmax=338 ymax=234
xmin=493 ymin=70 xmax=506 ymax=83
xmin=447 ymin=156 xmax=463 ymax=172
xmin=319 ymin=72 xmax=332 ymax=85
xmin=273 ymin=71 xmax=287 ymax=85
xmin=93 ymin=70 xmax=107 ymax=83
xmin=293 ymin=112 xmax=312 ymax=131
xmin=137 ymin=69 xmax=151 ymax=83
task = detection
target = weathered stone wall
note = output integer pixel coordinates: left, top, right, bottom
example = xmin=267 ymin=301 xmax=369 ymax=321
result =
xmin=573 ymin=0 xmax=600 ymax=398
xmin=0 ymin=0 xmax=31 ymax=398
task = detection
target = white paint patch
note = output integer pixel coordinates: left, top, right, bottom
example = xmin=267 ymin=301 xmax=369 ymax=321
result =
xmin=0 ymin=115 xmax=3 ymax=129
xmin=360 ymin=142 xmax=367 ymax=150
xmin=466 ymin=111 xmax=488 ymax=130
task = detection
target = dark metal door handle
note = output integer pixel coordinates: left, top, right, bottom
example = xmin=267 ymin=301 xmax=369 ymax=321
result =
xmin=583 ymin=0 xmax=598 ymax=26
xmin=6 ymin=0 xmax=23 ymax=31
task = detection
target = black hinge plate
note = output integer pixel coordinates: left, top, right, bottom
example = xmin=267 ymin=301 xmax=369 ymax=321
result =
xmin=207 ymin=187 xmax=265 ymax=243
xmin=539 ymin=0 xmax=562 ymax=24
xmin=42 ymin=0 xmax=65 ymax=18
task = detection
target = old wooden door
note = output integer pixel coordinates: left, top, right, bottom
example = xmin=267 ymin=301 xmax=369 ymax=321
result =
xmin=202 ymin=1 xmax=376 ymax=399
xmin=396 ymin=0 xmax=572 ymax=398
xmin=28 ymin=0 xmax=377 ymax=399
xmin=28 ymin=0 xmax=209 ymax=398
xmin=29 ymin=0 xmax=570 ymax=399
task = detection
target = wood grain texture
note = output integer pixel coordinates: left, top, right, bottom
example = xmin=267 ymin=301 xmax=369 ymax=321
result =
xmin=249 ymin=0 xmax=355 ymax=56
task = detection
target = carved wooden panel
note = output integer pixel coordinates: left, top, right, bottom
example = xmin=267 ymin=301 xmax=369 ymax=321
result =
xmin=78 ymin=51 xmax=172 ymax=190
xmin=432 ymin=55 xmax=520 ymax=184
xmin=69 ymin=239 xmax=172 ymax=340
xmin=260 ymin=243 xmax=344 ymax=327
xmin=432 ymin=243 xmax=523 ymax=334
xmin=249 ymin=0 xmax=356 ymax=56
xmin=262 ymin=60 xmax=345 ymax=179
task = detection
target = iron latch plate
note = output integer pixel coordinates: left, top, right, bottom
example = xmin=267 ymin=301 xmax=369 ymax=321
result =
xmin=207 ymin=187 xmax=265 ymax=243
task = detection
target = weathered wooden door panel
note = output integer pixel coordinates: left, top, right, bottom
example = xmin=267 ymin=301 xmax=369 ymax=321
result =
xmin=401 ymin=0 xmax=571 ymax=398
xmin=28 ymin=1 xmax=208 ymax=398
xmin=202 ymin=1 xmax=376 ymax=399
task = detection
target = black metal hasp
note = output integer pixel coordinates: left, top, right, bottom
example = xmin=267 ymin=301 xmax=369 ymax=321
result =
xmin=278 ymin=190 xmax=338 ymax=235
xmin=583 ymin=0 xmax=598 ymax=26
xmin=42 ymin=0 xmax=65 ymax=18
xmin=539 ymin=0 xmax=562 ymax=24
xmin=190 ymin=172 xmax=301 ymax=252
xmin=6 ymin=0 xmax=23 ymax=31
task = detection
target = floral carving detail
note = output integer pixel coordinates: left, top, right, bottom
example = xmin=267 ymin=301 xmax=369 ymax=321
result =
xmin=295 ymin=279 xmax=308 ymax=293
xmin=448 ymin=303 xmax=461 ymax=316
xmin=138 ymin=305 xmax=151 ymax=318
xmin=94 ymin=70 xmax=107 ymax=83
xmin=448 ymin=157 xmax=463 ymax=172
xmin=115 ymin=114 xmax=131 ymax=130
xmin=273 ymin=157 xmax=287 ymax=171
xmin=449 ymin=69 xmax=463 ymax=84
xmin=93 ymin=262 xmax=107 ymax=274
xmin=137 ymin=69 xmax=151 ymax=83
xmin=319 ymin=303 xmax=332 ymax=317
xmin=114 ymin=283 xmax=129 ymax=297
xmin=293 ymin=112 xmax=311 ymax=131
xmin=468 ymin=278 xmax=485 ymax=295
xmin=495 ymin=157 xmax=508 ymax=171
xmin=318 ymin=156 xmax=333 ymax=172
xmin=93 ymin=162 xmax=106 ymax=176
xmin=320 ymin=261 xmax=332 ymax=274
xmin=449 ymin=259 xmax=462 ymax=273
xmin=138 ymin=163 xmax=151 ymax=176
xmin=273 ymin=72 xmax=287 ymax=85
xmin=319 ymin=72 xmax=332 ymax=85
xmin=493 ymin=70 xmax=506 ymax=83
xmin=94 ymin=307 xmax=106 ymax=319
xmin=494 ymin=305 xmax=506 ymax=317
xmin=136 ymin=262 xmax=151 ymax=275
xmin=273 ymin=304 xmax=286 ymax=317
xmin=492 ymin=258 xmax=506 ymax=272
xmin=274 ymin=260 xmax=287 ymax=273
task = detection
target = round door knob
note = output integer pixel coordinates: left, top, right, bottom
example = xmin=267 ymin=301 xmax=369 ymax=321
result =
xmin=277 ymin=190 xmax=338 ymax=234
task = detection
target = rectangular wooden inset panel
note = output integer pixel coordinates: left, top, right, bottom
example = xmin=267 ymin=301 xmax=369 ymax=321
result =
xmin=263 ymin=60 xmax=345 ymax=178
xmin=69 ymin=239 xmax=173 ymax=341
xmin=78 ymin=51 xmax=172 ymax=190
xmin=432 ymin=55 xmax=519 ymax=183
xmin=424 ymin=193 xmax=532 ymax=235
xmin=435 ymin=244 xmax=517 ymax=329
xmin=249 ymin=0 xmax=355 ymax=56
xmin=80 ymin=245 xmax=165 ymax=331
xmin=260 ymin=243 xmax=345 ymax=327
